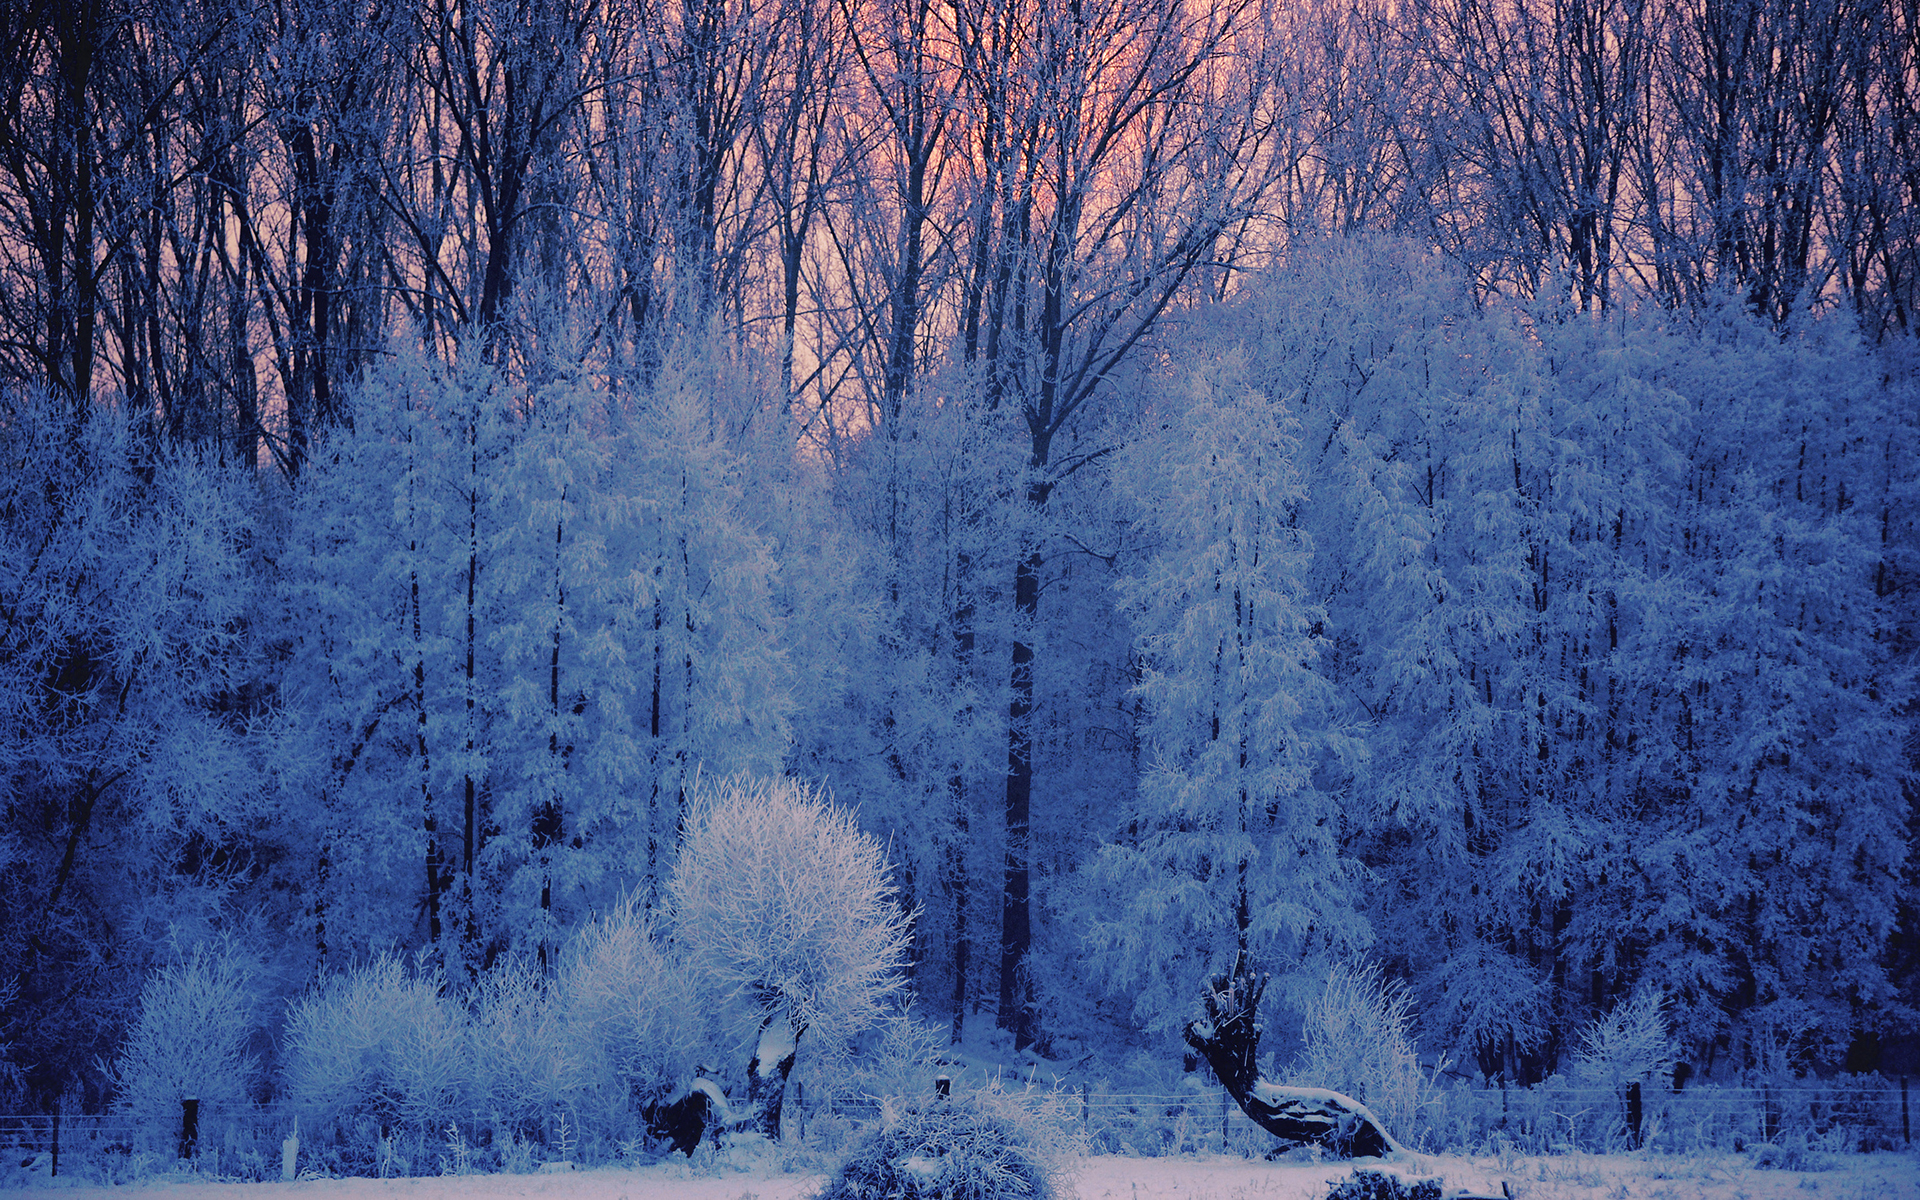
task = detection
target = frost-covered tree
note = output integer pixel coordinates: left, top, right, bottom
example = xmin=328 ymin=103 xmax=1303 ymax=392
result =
xmin=609 ymin=346 xmax=796 ymax=900
xmin=108 ymin=944 xmax=258 ymax=1145
xmin=0 ymin=388 xmax=273 ymax=1106
xmin=1089 ymin=344 xmax=1364 ymax=1031
xmin=278 ymin=338 xmax=485 ymax=971
xmin=1568 ymin=986 xmax=1674 ymax=1091
xmin=278 ymin=328 xmax=802 ymax=976
xmin=1209 ymin=239 xmax=1913 ymax=1080
xmin=669 ymin=774 xmax=913 ymax=1136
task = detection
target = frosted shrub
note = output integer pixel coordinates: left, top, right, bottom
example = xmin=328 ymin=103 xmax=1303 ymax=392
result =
xmin=819 ymin=1086 xmax=1075 ymax=1200
xmin=1295 ymin=962 xmax=1432 ymax=1146
xmin=1570 ymin=987 xmax=1673 ymax=1089
xmin=468 ymin=960 xmax=574 ymax=1137
xmin=109 ymin=945 xmax=257 ymax=1144
xmin=821 ymin=1004 xmax=945 ymax=1110
xmin=559 ymin=896 xmax=699 ymax=1115
xmin=283 ymin=956 xmax=467 ymax=1134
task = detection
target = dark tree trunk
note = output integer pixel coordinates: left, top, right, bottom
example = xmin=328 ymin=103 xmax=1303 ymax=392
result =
xmin=746 ymin=1012 xmax=804 ymax=1139
xmin=999 ymin=528 xmax=1040 ymax=1051
xmin=1182 ymin=955 xmax=1402 ymax=1159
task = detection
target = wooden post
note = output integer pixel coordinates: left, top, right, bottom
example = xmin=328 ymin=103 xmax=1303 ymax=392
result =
xmin=936 ymin=1074 xmax=951 ymax=1099
xmin=179 ymin=1097 xmax=200 ymax=1160
xmin=50 ymin=1110 xmax=60 ymax=1178
xmin=1220 ymin=1086 xmax=1230 ymax=1153
xmin=794 ymin=1081 xmax=804 ymax=1144
xmin=1626 ymin=1082 xmax=1643 ymax=1149
xmin=1902 ymin=1077 xmax=1909 ymax=1145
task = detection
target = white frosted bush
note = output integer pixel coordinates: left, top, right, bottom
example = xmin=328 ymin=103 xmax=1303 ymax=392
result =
xmin=283 ymin=955 xmax=467 ymax=1132
xmin=669 ymin=774 xmax=912 ymax=1041
xmin=1294 ymin=961 xmax=1432 ymax=1145
xmin=820 ymin=1083 xmax=1079 ymax=1200
xmin=1570 ymin=987 xmax=1673 ymax=1089
xmin=560 ymin=895 xmax=699 ymax=1109
xmin=109 ymin=945 xmax=257 ymax=1140
xmin=469 ymin=960 xmax=576 ymax=1134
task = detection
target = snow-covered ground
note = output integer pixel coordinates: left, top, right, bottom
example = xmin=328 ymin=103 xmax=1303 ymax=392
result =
xmin=16 ymin=1150 xmax=1920 ymax=1200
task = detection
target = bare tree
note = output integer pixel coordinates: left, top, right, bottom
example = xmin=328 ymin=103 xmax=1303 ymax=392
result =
xmin=945 ymin=0 xmax=1281 ymax=1050
xmin=1409 ymin=0 xmax=1655 ymax=309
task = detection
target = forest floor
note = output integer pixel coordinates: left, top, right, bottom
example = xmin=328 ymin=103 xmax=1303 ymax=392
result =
xmin=14 ymin=1150 xmax=1920 ymax=1200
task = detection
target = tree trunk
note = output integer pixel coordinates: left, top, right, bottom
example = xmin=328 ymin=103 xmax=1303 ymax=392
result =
xmin=999 ymin=522 xmax=1041 ymax=1051
xmin=746 ymin=1010 xmax=804 ymax=1139
xmin=1182 ymin=956 xmax=1402 ymax=1159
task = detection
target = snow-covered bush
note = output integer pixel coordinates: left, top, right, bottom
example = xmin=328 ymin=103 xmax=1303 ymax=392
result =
xmin=1324 ymin=1164 xmax=1443 ymax=1200
xmin=1294 ymin=962 xmax=1432 ymax=1147
xmin=558 ymin=895 xmax=701 ymax=1120
xmin=790 ymin=1000 xmax=946 ymax=1142
xmin=467 ymin=960 xmax=576 ymax=1137
xmin=670 ymin=773 xmax=913 ymax=1131
xmin=819 ymin=1088 xmax=1074 ymax=1200
xmin=1569 ymin=987 xmax=1673 ymax=1090
xmin=671 ymin=774 xmax=913 ymax=1037
xmin=108 ymin=944 xmax=257 ymax=1143
xmin=282 ymin=956 xmax=467 ymax=1134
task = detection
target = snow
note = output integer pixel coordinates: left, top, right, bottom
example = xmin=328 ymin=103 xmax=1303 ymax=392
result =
xmin=755 ymin=1018 xmax=799 ymax=1073
xmin=690 ymin=1077 xmax=737 ymax=1125
xmin=18 ymin=1150 xmax=1919 ymax=1200
xmin=1244 ymin=1082 xmax=1410 ymax=1157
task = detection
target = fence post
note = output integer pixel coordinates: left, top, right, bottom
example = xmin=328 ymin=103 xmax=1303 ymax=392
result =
xmin=179 ymin=1097 xmax=199 ymax=1161
xmin=1626 ymin=1082 xmax=1643 ymax=1149
xmin=1081 ymin=1081 xmax=1090 ymax=1127
xmin=50 ymin=1109 xmax=60 ymax=1178
xmin=1220 ymin=1087 xmax=1229 ymax=1154
xmin=1902 ymin=1077 xmax=1910 ymax=1145
xmin=282 ymin=1115 xmax=300 ymax=1181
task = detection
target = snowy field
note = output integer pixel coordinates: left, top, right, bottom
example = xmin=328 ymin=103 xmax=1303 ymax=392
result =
xmin=15 ymin=1151 xmax=1920 ymax=1200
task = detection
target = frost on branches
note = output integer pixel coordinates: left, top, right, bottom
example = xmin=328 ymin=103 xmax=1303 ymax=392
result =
xmin=669 ymin=774 xmax=913 ymax=1138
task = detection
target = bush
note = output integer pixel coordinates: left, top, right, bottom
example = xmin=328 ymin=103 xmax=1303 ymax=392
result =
xmin=559 ymin=894 xmax=700 ymax=1106
xmin=468 ymin=959 xmax=574 ymax=1137
xmin=1295 ymin=962 xmax=1433 ymax=1147
xmin=1325 ymin=1165 xmax=1443 ymax=1200
xmin=819 ymin=1090 xmax=1069 ymax=1200
xmin=108 ymin=944 xmax=257 ymax=1145
xmin=282 ymin=955 xmax=466 ymax=1134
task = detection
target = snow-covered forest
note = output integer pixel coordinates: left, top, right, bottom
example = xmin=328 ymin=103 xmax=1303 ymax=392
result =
xmin=1 ymin=0 xmax=1917 ymax=1167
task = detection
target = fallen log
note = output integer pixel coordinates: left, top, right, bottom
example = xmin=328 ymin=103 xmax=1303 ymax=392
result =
xmin=1182 ymin=954 xmax=1405 ymax=1159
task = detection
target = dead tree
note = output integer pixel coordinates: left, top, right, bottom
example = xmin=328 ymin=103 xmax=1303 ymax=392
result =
xmin=1182 ymin=955 xmax=1405 ymax=1159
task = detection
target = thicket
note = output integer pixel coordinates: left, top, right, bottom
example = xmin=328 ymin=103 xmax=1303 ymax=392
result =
xmin=2 ymin=0 xmax=1917 ymax=1127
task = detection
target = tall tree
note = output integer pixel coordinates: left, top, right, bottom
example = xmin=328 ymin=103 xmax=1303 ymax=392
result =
xmin=1089 ymin=336 xmax=1365 ymax=1031
xmin=949 ymin=0 xmax=1281 ymax=1050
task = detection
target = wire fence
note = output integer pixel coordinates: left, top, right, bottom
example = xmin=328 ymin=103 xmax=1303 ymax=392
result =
xmin=2 ymin=1076 xmax=1911 ymax=1183
xmin=1062 ymin=1077 xmax=1915 ymax=1157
